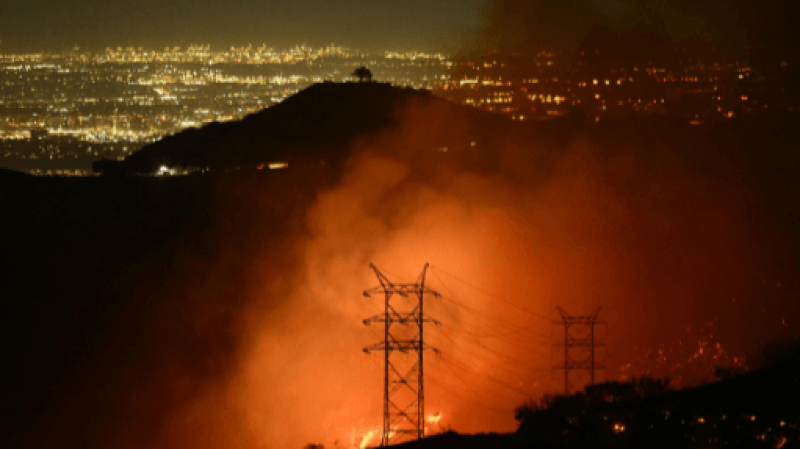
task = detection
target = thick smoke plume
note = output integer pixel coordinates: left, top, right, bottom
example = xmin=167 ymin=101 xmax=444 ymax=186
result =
xmin=9 ymin=92 xmax=797 ymax=449
xmin=465 ymin=0 xmax=800 ymax=58
xmin=114 ymin=96 xmax=799 ymax=449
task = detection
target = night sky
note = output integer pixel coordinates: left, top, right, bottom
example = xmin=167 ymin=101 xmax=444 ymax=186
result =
xmin=2 ymin=0 xmax=797 ymax=56
xmin=0 ymin=0 xmax=484 ymax=53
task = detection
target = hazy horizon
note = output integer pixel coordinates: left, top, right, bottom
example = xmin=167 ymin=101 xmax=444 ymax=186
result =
xmin=4 ymin=0 xmax=799 ymax=58
xmin=0 ymin=0 xmax=484 ymax=55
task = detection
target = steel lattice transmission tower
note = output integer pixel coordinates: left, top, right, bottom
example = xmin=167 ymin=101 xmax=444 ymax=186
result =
xmin=552 ymin=306 xmax=606 ymax=395
xmin=362 ymin=263 xmax=441 ymax=446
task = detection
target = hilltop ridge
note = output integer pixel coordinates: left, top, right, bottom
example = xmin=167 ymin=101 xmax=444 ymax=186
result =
xmin=101 ymin=82 xmax=514 ymax=175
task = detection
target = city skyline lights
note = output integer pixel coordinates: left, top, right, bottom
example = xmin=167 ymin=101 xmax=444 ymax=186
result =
xmin=0 ymin=42 xmax=451 ymax=174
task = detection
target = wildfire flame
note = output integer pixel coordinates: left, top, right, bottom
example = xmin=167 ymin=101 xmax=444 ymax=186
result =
xmin=357 ymin=417 xmax=441 ymax=449
xmin=359 ymin=430 xmax=377 ymax=449
xmin=356 ymin=429 xmax=399 ymax=449
xmin=427 ymin=412 xmax=442 ymax=423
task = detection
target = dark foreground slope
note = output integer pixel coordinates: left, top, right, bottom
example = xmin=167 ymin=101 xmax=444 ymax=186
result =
xmin=0 ymin=167 xmax=328 ymax=448
xmin=2 ymin=172 xmax=203 ymax=448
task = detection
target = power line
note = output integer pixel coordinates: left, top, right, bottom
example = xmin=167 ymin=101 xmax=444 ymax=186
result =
xmin=432 ymin=356 xmax=520 ymax=396
xmin=426 ymin=351 xmax=540 ymax=404
xmin=425 ymin=269 xmax=554 ymax=398
xmin=436 ymin=356 xmax=536 ymax=397
xmin=425 ymin=376 xmax=517 ymax=416
xmin=428 ymin=270 xmax=552 ymax=342
xmin=427 ymin=296 xmax=552 ymax=349
xmin=428 ymin=326 xmax=551 ymax=399
xmin=437 ymin=293 xmax=552 ymax=343
xmin=435 ymin=327 xmax=551 ymax=361
xmin=429 ymin=265 xmax=556 ymax=322
xmin=434 ymin=327 xmax=549 ymax=374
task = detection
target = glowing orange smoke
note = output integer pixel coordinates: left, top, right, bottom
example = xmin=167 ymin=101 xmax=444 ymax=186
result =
xmin=123 ymin=83 xmax=800 ymax=449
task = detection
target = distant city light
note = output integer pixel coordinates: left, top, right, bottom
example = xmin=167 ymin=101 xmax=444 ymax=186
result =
xmin=157 ymin=165 xmax=177 ymax=176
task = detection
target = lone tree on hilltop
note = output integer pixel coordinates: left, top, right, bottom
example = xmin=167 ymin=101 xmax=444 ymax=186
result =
xmin=352 ymin=66 xmax=372 ymax=82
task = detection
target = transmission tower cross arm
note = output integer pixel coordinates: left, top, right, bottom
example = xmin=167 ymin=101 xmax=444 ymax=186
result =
xmin=363 ymin=285 xmax=442 ymax=298
xmin=363 ymin=341 xmax=440 ymax=354
xmin=363 ymin=263 xmax=442 ymax=298
xmin=552 ymin=342 xmax=608 ymax=348
xmin=363 ymin=313 xmax=441 ymax=326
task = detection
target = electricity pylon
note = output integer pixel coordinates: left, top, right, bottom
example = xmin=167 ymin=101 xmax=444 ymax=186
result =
xmin=552 ymin=306 xmax=606 ymax=395
xmin=362 ymin=263 xmax=440 ymax=446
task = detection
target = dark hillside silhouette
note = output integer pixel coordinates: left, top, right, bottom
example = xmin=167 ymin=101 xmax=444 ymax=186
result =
xmin=1 ymin=168 xmax=329 ymax=449
xmin=99 ymin=82 xmax=520 ymax=175
xmin=512 ymin=353 xmax=800 ymax=448
xmin=0 ymin=167 xmax=33 ymax=180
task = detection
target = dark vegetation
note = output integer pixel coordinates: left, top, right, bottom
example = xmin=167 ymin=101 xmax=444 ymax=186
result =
xmin=509 ymin=343 xmax=800 ymax=448
xmin=352 ymin=66 xmax=373 ymax=83
xmin=513 ymin=375 xmax=672 ymax=421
